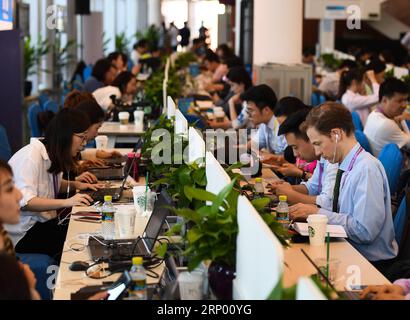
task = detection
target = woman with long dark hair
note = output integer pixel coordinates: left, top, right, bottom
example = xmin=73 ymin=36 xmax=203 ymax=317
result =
xmin=4 ymin=109 xmax=102 ymax=260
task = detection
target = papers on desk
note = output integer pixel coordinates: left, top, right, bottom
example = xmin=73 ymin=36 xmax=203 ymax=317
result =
xmin=293 ymin=223 xmax=347 ymax=238
xmin=196 ymin=101 xmax=213 ymax=110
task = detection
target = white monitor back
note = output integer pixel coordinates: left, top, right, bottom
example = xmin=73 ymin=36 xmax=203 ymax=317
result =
xmin=233 ymin=196 xmax=284 ymax=300
xmin=206 ymin=152 xmax=231 ymax=195
xmin=296 ymin=277 xmax=327 ymax=300
xmin=175 ymin=110 xmax=188 ymax=137
xmin=189 ymin=127 xmax=206 ymax=164
xmin=167 ymin=96 xmax=176 ymax=119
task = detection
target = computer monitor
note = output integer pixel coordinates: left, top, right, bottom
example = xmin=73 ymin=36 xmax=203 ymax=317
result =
xmin=175 ymin=110 xmax=188 ymax=137
xmin=188 ymin=127 xmax=205 ymax=164
xmin=205 ymin=152 xmax=231 ymax=195
xmin=296 ymin=277 xmax=327 ymax=300
xmin=0 ymin=0 xmax=14 ymax=31
xmin=233 ymin=196 xmax=284 ymax=300
xmin=167 ymin=96 xmax=176 ymax=120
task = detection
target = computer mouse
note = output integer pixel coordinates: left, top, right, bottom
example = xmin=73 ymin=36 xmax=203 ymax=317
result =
xmin=69 ymin=261 xmax=90 ymax=272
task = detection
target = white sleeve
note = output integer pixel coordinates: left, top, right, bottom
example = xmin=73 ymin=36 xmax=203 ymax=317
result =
xmin=12 ymin=158 xmax=40 ymax=208
xmin=383 ymin=121 xmax=410 ymax=150
xmin=345 ymin=83 xmax=380 ymax=111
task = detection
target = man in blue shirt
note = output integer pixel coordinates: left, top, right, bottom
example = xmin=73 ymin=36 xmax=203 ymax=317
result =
xmin=271 ymin=110 xmax=338 ymax=210
xmin=289 ymin=102 xmax=398 ymax=272
xmin=241 ymin=85 xmax=287 ymax=162
xmin=84 ymin=59 xmax=117 ymax=93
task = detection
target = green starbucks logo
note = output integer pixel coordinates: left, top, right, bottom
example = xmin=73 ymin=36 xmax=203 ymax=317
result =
xmin=308 ymin=226 xmax=315 ymax=237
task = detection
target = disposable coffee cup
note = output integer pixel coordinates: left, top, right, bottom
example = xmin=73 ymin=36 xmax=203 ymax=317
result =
xmin=95 ymin=135 xmax=108 ymax=150
xmin=134 ymin=111 xmax=144 ymax=131
xmin=178 ymin=271 xmax=204 ymax=300
xmin=119 ymin=112 xmax=130 ymax=125
xmin=307 ymin=214 xmax=328 ymax=246
xmin=132 ymin=186 xmax=156 ymax=216
xmin=116 ymin=209 xmax=136 ymax=239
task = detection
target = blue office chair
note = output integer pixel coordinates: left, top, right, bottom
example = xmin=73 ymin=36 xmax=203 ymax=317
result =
xmin=44 ymin=100 xmax=59 ymax=114
xmin=311 ymin=92 xmax=326 ymax=107
xmin=378 ymin=144 xmax=403 ymax=195
xmin=28 ymin=103 xmax=42 ymax=137
xmin=351 ymin=111 xmax=363 ymax=131
xmin=83 ymin=65 xmax=93 ymax=82
xmin=17 ymin=253 xmax=55 ymax=300
xmin=0 ymin=125 xmax=11 ymax=161
xmin=355 ymin=130 xmax=373 ymax=155
xmin=39 ymin=93 xmax=50 ymax=111
xmin=394 ymin=197 xmax=407 ymax=246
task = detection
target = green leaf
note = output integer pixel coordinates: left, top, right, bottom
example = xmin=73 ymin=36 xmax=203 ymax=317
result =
xmin=210 ymin=179 xmax=236 ymax=215
xmin=155 ymin=243 xmax=168 ymax=258
xmin=184 ymin=186 xmax=216 ymax=203
xmin=251 ymin=197 xmax=272 ymax=211
xmin=165 ymin=223 xmax=183 ymax=236
xmin=173 ymin=208 xmax=200 ymax=224
xmin=187 ymin=228 xmax=203 ymax=244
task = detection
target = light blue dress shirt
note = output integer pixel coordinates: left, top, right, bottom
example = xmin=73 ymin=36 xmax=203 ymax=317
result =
xmin=301 ymin=157 xmax=338 ymax=210
xmin=318 ymin=143 xmax=398 ymax=262
xmin=253 ymin=116 xmax=287 ymax=154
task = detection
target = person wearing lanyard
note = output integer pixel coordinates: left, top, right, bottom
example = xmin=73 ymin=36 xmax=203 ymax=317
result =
xmin=364 ymin=78 xmax=410 ymax=158
xmin=242 ymin=85 xmax=287 ymax=163
xmin=4 ymin=109 xmax=103 ymax=262
xmin=289 ymin=102 xmax=398 ymax=273
xmin=270 ymin=110 xmax=338 ymax=211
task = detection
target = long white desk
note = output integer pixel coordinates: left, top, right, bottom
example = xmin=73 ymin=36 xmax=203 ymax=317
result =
xmin=98 ymin=122 xmax=145 ymax=148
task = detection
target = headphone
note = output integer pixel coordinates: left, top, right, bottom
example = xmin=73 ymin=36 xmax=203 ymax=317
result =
xmin=335 ymin=133 xmax=340 ymax=143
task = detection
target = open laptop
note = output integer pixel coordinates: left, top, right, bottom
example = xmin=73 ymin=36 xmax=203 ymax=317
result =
xmin=83 ymin=153 xmax=138 ymax=203
xmin=88 ymin=190 xmax=173 ymax=261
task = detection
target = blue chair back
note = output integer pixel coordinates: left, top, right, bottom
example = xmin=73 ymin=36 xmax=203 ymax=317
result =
xmin=83 ymin=65 xmax=93 ymax=82
xmin=17 ymin=253 xmax=55 ymax=300
xmin=28 ymin=103 xmax=42 ymax=137
xmin=185 ymin=114 xmax=206 ymax=130
xmin=355 ymin=130 xmax=373 ymax=155
xmin=378 ymin=143 xmax=403 ymax=195
xmin=0 ymin=125 xmax=11 ymax=161
xmin=39 ymin=93 xmax=50 ymax=111
xmin=394 ymin=197 xmax=407 ymax=246
xmin=352 ymin=111 xmax=363 ymax=131
xmin=44 ymin=100 xmax=59 ymax=114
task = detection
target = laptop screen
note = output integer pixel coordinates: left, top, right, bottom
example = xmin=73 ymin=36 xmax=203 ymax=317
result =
xmin=143 ymin=190 xmax=173 ymax=250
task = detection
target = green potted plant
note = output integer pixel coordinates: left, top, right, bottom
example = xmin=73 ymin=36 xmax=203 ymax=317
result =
xmin=135 ymin=25 xmax=160 ymax=52
xmin=115 ymin=32 xmax=132 ymax=55
xmin=23 ymin=36 xmax=50 ymax=96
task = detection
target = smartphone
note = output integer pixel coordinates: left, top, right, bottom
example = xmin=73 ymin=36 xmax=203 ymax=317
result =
xmin=74 ymin=217 xmax=101 ymax=223
xmin=348 ymin=285 xmax=368 ymax=291
xmin=107 ymin=271 xmax=132 ymax=300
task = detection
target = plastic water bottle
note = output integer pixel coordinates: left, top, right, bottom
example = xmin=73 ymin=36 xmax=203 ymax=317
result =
xmin=254 ymin=178 xmax=265 ymax=199
xmin=101 ymin=195 xmax=116 ymax=240
xmin=276 ymin=195 xmax=289 ymax=225
xmin=128 ymin=257 xmax=147 ymax=300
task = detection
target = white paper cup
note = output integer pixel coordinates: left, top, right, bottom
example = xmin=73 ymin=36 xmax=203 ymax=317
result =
xmin=307 ymin=214 xmax=328 ymax=246
xmin=119 ymin=112 xmax=130 ymax=125
xmin=116 ymin=209 xmax=136 ymax=239
xmin=132 ymin=187 xmax=156 ymax=216
xmin=95 ymin=135 xmax=108 ymax=150
xmin=178 ymin=271 xmax=204 ymax=300
xmin=134 ymin=111 xmax=144 ymax=131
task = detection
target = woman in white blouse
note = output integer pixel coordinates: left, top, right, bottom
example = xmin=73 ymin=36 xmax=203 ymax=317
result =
xmin=4 ymin=109 xmax=102 ymax=261
xmin=340 ymin=69 xmax=380 ymax=126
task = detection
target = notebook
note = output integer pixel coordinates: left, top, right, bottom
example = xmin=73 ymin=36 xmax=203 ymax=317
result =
xmin=293 ymin=223 xmax=347 ymax=238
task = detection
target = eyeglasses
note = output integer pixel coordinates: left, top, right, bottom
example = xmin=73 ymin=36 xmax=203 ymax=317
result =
xmin=74 ymin=133 xmax=88 ymax=144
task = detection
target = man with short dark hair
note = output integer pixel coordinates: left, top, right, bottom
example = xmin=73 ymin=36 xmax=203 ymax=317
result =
xmin=290 ymin=102 xmax=398 ymax=271
xmin=241 ymin=85 xmax=287 ymax=161
xmin=84 ymin=59 xmax=117 ymax=93
xmin=270 ymin=110 xmax=338 ymax=210
xmin=364 ymin=78 xmax=410 ymax=157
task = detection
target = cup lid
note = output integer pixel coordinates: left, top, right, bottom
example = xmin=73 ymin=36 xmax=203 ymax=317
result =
xmin=307 ymin=214 xmax=328 ymax=222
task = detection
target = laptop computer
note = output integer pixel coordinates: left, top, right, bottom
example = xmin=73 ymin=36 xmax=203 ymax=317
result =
xmin=88 ymin=190 xmax=173 ymax=261
xmin=83 ymin=153 xmax=138 ymax=203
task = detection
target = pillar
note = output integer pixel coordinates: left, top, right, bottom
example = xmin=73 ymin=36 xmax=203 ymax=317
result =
xmin=253 ymin=0 xmax=303 ymax=65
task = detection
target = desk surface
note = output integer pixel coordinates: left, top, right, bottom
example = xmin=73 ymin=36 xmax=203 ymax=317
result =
xmin=98 ymin=122 xmax=145 ymax=136
xmin=53 ymin=178 xmax=162 ymax=300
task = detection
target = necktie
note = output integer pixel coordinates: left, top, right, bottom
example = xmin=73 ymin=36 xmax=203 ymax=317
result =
xmin=332 ymin=169 xmax=345 ymax=213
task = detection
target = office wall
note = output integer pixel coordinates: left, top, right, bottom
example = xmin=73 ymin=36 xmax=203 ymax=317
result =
xmin=0 ymin=29 xmax=23 ymax=152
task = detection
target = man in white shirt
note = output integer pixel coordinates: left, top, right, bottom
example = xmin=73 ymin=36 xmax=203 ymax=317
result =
xmin=364 ymin=78 xmax=410 ymax=157
xmin=242 ymin=85 xmax=287 ymax=162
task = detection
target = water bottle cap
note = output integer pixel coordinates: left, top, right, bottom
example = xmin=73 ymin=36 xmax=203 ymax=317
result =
xmin=279 ymin=195 xmax=287 ymax=202
xmin=132 ymin=257 xmax=143 ymax=265
xmin=255 ymin=178 xmax=263 ymax=183
xmin=104 ymin=195 xmax=113 ymax=202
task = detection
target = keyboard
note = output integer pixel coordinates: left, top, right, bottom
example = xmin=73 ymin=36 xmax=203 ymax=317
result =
xmin=84 ymin=188 xmax=121 ymax=202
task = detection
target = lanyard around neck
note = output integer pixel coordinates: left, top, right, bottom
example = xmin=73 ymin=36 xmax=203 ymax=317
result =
xmin=341 ymin=146 xmax=364 ymax=190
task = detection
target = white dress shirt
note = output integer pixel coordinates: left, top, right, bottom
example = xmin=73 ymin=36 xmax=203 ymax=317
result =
xmin=92 ymin=86 xmax=122 ymax=111
xmin=364 ymin=110 xmax=410 ymax=157
xmin=341 ymin=83 xmax=380 ymax=125
xmin=4 ymin=139 xmax=62 ymax=245
xmin=301 ymin=157 xmax=338 ymax=210
xmin=318 ymin=143 xmax=398 ymax=262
